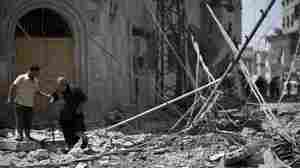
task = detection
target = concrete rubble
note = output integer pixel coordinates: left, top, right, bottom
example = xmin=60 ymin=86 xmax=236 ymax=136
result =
xmin=0 ymin=102 xmax=300 ymax=168
xmin=0 ymin=116 xmax=299 ymax=168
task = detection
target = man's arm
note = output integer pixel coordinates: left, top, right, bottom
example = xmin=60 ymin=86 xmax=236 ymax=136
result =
xmin=34 ymin=80 xmax=52 ymax=99
xmin=7 ymin=75 xmax=22 ymax=103
xmin=7 ymin=84 xmax=17 ymax=103
xmin=73 ymin=87 xmax=87 ymax=114
xmin=36 ymin=90 xmax=51 ymax=98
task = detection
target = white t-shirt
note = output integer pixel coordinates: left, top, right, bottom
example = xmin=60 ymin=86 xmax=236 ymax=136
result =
xmin=289 ymin=81 xmax=298 ymax=95
xmin=13 ymin=73 xmax=40 ymax=107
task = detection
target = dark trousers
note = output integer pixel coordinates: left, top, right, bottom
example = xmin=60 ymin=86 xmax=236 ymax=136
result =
xmin=15 ymin=104 xmax=33 ymax=137
xmin=270 ymin=87 xmax=280 ymax=100
xmin=59 ymin=114 xmax=86 ymax=148
xmin=60 ymin=120 xmax=80 ymax=148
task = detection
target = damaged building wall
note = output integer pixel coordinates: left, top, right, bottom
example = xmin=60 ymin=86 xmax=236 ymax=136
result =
xmin=0 ymin=0 xmax=157 ymax=127
xmin=266 ymin=33 xmax=299 ymax=78
xmin=0 ymin=0 xmax=241 ymax=127
xmin=83 ymin=0 xmax=134 ymax=123
xmin=75 ymin=0 xmax=157 ymax=120
xmin=185 ymin=0 xmax=241 ymax=80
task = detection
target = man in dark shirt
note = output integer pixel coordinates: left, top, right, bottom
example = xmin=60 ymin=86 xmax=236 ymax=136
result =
xmin=50 ymin=77 xmax=88 ymax=152
xmin=270 ymin=76 xmax=280 ymax=100
xmin=255 ymin=76 xmax=269 ymax=99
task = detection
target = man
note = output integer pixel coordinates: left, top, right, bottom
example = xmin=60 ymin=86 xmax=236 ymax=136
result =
xmin=7 ymin=65 xmax=52 ymax=141
xmin=255 ymin=75 xmax=269 ymax=99
xmin=50 ymin=77 xmax=88 ymax=152
xmin=270 ymin=76 xmax=281 ymax=100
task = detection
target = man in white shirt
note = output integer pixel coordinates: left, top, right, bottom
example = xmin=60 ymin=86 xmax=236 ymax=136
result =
xmin=7 ymin=65 xmax=52 ymax=141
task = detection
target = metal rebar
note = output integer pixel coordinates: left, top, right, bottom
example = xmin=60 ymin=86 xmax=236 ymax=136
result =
xmin=105 ymin=78 xmax=221 ymax=131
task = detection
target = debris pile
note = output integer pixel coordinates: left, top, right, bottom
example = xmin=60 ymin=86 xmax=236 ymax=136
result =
xmin=0 ymin=123 xmax=298 ymax=168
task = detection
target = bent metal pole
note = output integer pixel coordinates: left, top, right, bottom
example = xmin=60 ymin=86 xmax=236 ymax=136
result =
xmin=105 ymin=78 xmax=221 ymax=131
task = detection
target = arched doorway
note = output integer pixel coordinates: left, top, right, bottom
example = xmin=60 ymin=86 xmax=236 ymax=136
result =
xmin=15 ymin=8 xmax=75 ymax=123
xmin=3 ymin=0 xmax=88 ymax=127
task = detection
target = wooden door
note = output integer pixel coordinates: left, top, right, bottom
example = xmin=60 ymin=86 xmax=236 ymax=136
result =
xmin=16 ymin=37 xmax=74 ymax=121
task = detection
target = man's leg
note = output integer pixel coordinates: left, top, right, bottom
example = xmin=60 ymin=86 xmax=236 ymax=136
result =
xmin=70 ymin=131 xmax=80 ymax=148
xmin=14 ymin=105 xmax=24 ymax=141
xmin=24 ymin=107 xmax=33 ymax=140
xmin=60 ymin=120 xmax=75 ymax=149
xmin=275 ymin=87 xmax=280 ymax=100
xmin=75 ymin=131 xmax=88 ymax=149
xmin=74 ymin=114 xmax=88 ymax=149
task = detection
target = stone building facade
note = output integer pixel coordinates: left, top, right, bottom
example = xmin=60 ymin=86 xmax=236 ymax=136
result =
xmin=266 ymin=0 xmax=300 ymax=80
xmin=0 ymin=0 xmax=241 ymax=127
xmin=282 ymin=0 xmax=300 ymax=34
xmin=266 ymin=33 xmax=299 ymax=78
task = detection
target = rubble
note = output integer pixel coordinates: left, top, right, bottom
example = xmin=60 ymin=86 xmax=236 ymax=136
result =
xmin=0 ymin=126 xmax=283 ymax=168
xmin=27 ymin=149 xmax=49 ymax=161
xmin=0 ymin=105 xmax=299 ymax=168
xmin=1 ymin=103 xmax=300 ymax=168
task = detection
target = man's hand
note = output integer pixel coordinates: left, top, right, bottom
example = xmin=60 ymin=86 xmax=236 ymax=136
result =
xmin=49 ymin=96 xmax=55 ymax=103
xmin=8 ymin=84 xmax=17 ymax=105
xmin=7 ymin=98 xmax=11 ymax=104
xmin=37 ymin=90 xmax=52 ymax=99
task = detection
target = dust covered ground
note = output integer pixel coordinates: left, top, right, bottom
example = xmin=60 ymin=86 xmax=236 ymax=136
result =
xmin=1 ymin=104 xmax=300 ymax=168
xmin=0 ymin=127 xmax=279 ymax=168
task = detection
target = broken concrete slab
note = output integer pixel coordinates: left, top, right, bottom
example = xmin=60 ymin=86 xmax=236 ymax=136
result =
xmin=258 ymin=149 xmax=291 ymax=168
xmin=241 ymin=127 xmax=257 ymax=137
xmin=75 ymin=162 xmax=88 ymax=168
xmin=28 ymin=149 xmax=49 ymax=161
